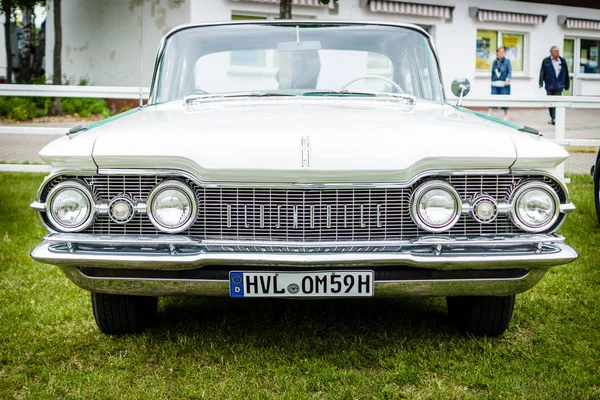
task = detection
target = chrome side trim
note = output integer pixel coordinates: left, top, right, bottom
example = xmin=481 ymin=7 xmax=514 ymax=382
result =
xmin=560 ymin=202 xmax=576 ymax=213
xmin=30 ymin=201 xmax=45 ymax=212
xmin=59 ymin=266 xmax=547 ymax=297
xmin=31 ymin=240 xmax=578 ymax=271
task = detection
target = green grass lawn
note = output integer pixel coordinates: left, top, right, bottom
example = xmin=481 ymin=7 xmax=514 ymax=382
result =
xmin=0 ymin=172 xmax=598 ymax=399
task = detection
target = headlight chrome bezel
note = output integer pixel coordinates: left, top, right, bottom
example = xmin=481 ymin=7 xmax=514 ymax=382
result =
xmin=108 ymin=196 xmax=136 ymax=224
xmin=147 ymin=180 xmax=197 ymax=233
xmin=411 ymin=180 xmax=462 ymax=233
xmin=45 ymin=180 xmax=96 ymax=232
xmin=510 ymin=181 xmax=560 ymax=233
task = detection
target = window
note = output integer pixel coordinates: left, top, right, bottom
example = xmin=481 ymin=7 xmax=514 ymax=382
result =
xmin=231 ymin=15 xmax=268 ymax=67
xmin=580 ymin=39 xmax=600 ymax=74
xmin=367 ymin=53 xmax=391 ymax=69
xmin=230 ymin=14 xmax=316 ymax=69
xmin=157 ymin=24 xmax=443 ymax=103
xmin=476 ymin=30 xmax=524 ymax=72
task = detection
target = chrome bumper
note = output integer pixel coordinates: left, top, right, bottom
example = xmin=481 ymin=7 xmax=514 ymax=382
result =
xmin=60 ymin=266 xmax=548 ymax=298
xmin=31 ymin=233 xmax=577 ymax=297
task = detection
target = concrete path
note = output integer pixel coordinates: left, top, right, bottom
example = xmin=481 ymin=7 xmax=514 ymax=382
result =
xmin=1 ymin=108 xmax=599 ymax=174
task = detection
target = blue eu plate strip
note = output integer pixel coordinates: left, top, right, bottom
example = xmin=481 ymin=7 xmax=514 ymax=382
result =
xmin=230 ymin=272 xmax=244 ymax=297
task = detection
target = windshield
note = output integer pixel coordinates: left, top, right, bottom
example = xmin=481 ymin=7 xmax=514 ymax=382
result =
xmin=152 ymin=23 xmax=443 ymax=104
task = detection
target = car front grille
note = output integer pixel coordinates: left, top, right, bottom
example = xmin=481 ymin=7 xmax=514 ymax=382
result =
xmin=42 ymin=173 xmax=566 ymax=241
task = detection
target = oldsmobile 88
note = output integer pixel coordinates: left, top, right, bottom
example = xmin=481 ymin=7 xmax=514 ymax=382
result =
xmin=30 ymin=21 xmax=577 ymax=336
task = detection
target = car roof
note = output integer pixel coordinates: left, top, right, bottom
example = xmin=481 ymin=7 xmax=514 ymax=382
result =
xmin=163 ymin=20 xmax=432 ymax=41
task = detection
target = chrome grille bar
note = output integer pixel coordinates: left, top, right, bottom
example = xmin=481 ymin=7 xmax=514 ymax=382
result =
xmin=38 ymin=173 xmax=567 ymax=241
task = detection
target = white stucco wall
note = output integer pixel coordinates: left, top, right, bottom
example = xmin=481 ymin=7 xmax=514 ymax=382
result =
xmin=44 ymin=0 xmax=190 ymax=87
xmin=40 ymin=0 xmax=600 ymax=96
xmin=188 ymin=0 xmax=600 ymax=98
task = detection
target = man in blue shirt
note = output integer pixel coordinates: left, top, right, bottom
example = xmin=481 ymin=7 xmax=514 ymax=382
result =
xmin=539 ymin=46 xmax=570 ymax=125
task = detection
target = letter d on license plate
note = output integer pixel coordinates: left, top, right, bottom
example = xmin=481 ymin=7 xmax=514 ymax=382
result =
xmin=229 ymin=271 xmax=374 ymax=298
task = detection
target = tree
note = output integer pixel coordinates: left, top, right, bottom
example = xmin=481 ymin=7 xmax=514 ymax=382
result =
xmin=279 ymin=0 xmax=291 ymax=19
xmin=280 ymin=0 xmax=332 ymax=19
xmin=31 ymin=18 xmax=44 ymax=78
xmin=16 ymin=7 xmax=32 ymax=82
xmin=52 ymin=0 xmax=59 ymax=85
xmin=52 ymin=0 xmax=60 ymax=114
xmin=9 ymin=0 xmax=45 ymax=83
xmin=1 ymin=0 xmax=13 ymax=83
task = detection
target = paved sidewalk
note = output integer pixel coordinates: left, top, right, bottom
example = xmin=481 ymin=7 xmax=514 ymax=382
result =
xmin=1 ymin=108 xmax=599 ymax=173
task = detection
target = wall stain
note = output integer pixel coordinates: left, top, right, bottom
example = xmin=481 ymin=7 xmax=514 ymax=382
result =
xmin=168 ymin=0 xmax=183 ymax=9
xmin=66 ymin=41 xmax=90 ymax=64
xmin=109 ymin=50 xmax=116 ymax=61
xmin=128 ymin=0 xmax=182 ymax=32
xmin=155 ymin=7 xmax=166 ymax=30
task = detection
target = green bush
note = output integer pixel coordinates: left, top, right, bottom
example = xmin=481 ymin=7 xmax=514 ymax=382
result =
xmin=0 ymin=97 xmax=47 ymax=121
xmin=61 ymin=97 xmax=111 ymax=118
xmin=0 ymin=94 xmax=111 ymax=121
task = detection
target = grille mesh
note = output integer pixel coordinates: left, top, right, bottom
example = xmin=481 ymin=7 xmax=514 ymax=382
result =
xmin=41 ymin=173 xmax=565 ymax=241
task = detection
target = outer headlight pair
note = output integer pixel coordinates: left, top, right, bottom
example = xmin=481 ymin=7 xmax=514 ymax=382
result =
xmin=510 ymin=182 xmax=560 ymax=233
xmin=45 ymin=181 xmax=95 ymax=232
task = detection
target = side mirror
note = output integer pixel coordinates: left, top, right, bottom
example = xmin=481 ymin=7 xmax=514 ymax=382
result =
xmin=451 ymin=78 xmax=471 ymax=107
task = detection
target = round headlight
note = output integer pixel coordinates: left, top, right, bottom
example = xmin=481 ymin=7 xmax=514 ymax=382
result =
xmin=45 ymin=181 xmax=95 ymax=232
xmin=147 ymin=180 xmax=196 ymax=233
xmin=510 ymin=182 xmax=560 ymax=233
xmin=411 ymin=180 xmax=462 ymax=232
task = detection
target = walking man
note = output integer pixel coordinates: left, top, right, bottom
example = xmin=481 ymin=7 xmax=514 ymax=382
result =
xmin=539 ymin=45 xmax=570 ymax=125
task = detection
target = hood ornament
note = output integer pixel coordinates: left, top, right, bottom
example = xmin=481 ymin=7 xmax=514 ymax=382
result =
xmin=301 ymin=136 xmax=311 ymax=167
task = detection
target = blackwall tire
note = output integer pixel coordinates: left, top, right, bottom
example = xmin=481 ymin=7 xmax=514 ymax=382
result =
xmin=91 ymin=292 xmax=158 ymax=335
xmin=594 ymin=157 xmax=600 ymax=225
xmin=446 ymin=295 xmax=515 ymax=337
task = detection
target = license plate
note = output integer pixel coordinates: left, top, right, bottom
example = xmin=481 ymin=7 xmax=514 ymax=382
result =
xmin=229 ymin=271 xmax=374 ymax=298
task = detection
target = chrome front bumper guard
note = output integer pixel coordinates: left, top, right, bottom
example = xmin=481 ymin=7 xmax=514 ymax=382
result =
xmin=31 ymin=233 xmax=578 ymax=297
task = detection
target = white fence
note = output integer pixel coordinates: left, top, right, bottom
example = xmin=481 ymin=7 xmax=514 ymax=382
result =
xmin=0 ymin=84 xmax=150 ymax=99
xmin=0 ymin=85 xmax=599 ymax=176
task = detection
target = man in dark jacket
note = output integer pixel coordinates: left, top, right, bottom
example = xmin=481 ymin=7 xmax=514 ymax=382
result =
xmin=539 ymin=45 xmax=570 ymax=125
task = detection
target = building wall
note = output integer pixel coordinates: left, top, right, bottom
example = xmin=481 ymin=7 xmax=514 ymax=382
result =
xmin=44 ymin=0 xmax=190 ymax=87
xmin=42 ymin=0 xmax=600 ymax=96
xmin=189 ymin=0 xmax=600 ymax=98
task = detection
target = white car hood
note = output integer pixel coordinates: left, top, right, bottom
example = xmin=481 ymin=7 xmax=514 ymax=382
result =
xmin=40 ymin=98 xmax=568 ymax=183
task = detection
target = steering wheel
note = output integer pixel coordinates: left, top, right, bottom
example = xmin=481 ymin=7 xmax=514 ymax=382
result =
xmin=339 ymin=75 xmax=404 ymax=94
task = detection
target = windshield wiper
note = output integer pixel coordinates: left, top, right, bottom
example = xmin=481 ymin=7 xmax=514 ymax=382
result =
xmin=184 ymin=92 xmax=296 ymax=104
xmin=301 ymin=90 xmax=416 ymax=102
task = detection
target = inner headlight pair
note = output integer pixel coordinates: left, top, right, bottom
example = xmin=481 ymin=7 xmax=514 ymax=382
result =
xmin=147 ymin=180 xmax=197 ymax=233
xmin=411 ymin=180 xmax=560 ymax=233
xmin=411 ymin=180 xmax=462 ymax=232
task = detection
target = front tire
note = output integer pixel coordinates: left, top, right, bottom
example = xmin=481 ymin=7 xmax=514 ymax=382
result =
xmin=446 ymin=295 xmax=515 ymax=337
xmin=91 ymin=292 xmax=158 ymax=335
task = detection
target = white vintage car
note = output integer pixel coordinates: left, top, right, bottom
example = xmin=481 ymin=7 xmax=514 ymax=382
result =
xmin=31 ymin=21 xmax=577 ymax=336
